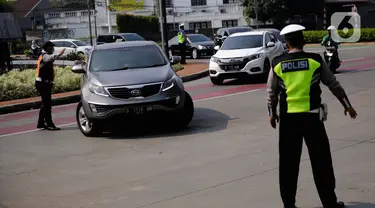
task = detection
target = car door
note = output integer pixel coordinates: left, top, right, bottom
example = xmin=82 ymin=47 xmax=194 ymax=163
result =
xmin=62 ymin=41 xmax=75 ymax=55
xmin=52 ymin=41 xmax=63 ymax=55
xmin=269 ymin=33 xmax=284 ymax=56
xmin=264 ymin=33 xmax=279 ymax=61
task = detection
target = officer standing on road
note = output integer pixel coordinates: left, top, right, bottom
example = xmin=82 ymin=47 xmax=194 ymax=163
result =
xmin=35 ymin=41 xmax=65 ymax=131
xmin=266 ymin=24 xmax=358 ymax=208
xmin=178 ymin=23 xmax=187 ymax=64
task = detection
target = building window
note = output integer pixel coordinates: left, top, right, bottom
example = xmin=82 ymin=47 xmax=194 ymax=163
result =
xmin=223 ymin=0 xmax=240 ymax=3
xmin=191 ymin=0 xmax=207 ymax=6
xmin=189 ymin=21 xmax=212 ymax=30
xmin=168 ymin=23 xmax=179 ymax=31
xmin=165 ymin=0 xmax=173 ymax=8
xmin=222 ymin=20 xmax=238 ymax=27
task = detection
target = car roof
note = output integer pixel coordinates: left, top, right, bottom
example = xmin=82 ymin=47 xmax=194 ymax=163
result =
xmin=254 ymin=28 xmax=281 ymax=33
xmin=50 ymin=39 xmax=77 ymax=41
xmin=230 ymin=30 xmax=266 ymax=37
xmin=186 ymin=33 xmax=206 ymax=36
xmin=221 ymin=26 xmax=253 ymax=30
xmin=94 ymin=41 xmax=157 ymax=50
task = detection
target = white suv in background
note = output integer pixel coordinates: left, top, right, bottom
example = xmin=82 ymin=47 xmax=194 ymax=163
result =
xmin=50 ymin=39 xmax=92 ymax=56
xmin=209 ymin=30 xmax=285 ymax=85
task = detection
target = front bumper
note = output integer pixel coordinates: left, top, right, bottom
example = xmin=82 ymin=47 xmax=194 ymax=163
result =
xmin=81 ymin=84 xmax=184 ymax=121
xmin=209 ymin=55 xmax=266 ymax=79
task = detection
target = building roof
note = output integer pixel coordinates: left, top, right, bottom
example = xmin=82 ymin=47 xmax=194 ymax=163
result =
xmin=0 ymin=13 xmax=23 ymax=40
xmin=12 ymin=0 xmax=42 ymax=17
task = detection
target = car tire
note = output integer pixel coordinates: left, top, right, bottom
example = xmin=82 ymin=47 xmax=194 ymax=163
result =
xmin=210 ymin=77 xmax=224 ymax=85
xmin=76 ymin=101 xmax=102 ymax=137
xmin=172 ymin=91 xmax=194 ymax=129
xmin=168 ymin=49 xmax=173 ymax=60
xmin=191 ymin=48 xmax=199 ymax=59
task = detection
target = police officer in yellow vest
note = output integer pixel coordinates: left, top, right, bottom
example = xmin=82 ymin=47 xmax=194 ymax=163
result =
xmin=178 ymin=23 xmax=187 ymax=64
xmin=267 ymin=24 xmax=357 ymax=208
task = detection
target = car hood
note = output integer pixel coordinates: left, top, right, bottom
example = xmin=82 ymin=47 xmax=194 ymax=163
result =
xmin=214 ymin=47 xmax=264 ymax=58
xmin=89 ymin=65 xmax=172 ymax=87
xmin=192 ymin=41 xmax=214 ymax=47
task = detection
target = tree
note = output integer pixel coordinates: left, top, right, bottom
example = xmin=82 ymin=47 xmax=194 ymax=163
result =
xmin=243 ymin=0 xmax=324 ymax=25
xmin=0 ymin=0 xmax=14 ymax=12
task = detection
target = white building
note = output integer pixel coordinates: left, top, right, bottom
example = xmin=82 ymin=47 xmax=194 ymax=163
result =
xmin=43 ymin=0 xmax=247 ymax=39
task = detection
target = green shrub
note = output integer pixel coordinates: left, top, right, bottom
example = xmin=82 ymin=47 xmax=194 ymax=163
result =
xmin=24 ymin=49 xmax=31 ymax=56
xmin=0 ymin=67 xmax=81 ymax=101
xmin=58 ymin=52 xmax=85 ymax=61
xmin=303 ymin=28 xmax=375 ymax=43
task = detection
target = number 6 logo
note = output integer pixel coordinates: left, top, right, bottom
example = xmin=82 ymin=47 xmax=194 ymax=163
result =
xmin=331 ymin=12 xmax=361 ymax=43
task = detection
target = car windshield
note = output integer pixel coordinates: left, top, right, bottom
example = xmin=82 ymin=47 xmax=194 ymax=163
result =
xmin=72 ymin=40 xmax=88 ymax=46
xmin=122 ymin=34 xmax=145 ymax=41
xmin=188 ymin=35 xmax=211 ymax=42
xmin=220 ymin=35 xmax=263 ymax=50
xmin=90 ymin=45 xmax=167 ymax=72
xmin=228 ymin=28 xmax=252 ymax=35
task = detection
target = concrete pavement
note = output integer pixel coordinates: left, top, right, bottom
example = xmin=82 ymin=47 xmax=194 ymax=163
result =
xmin=1 ymin=46 xmax=375 ymax=208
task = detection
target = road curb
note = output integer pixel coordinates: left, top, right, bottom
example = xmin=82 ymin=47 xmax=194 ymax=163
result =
xmin=0 ymin=69 xmax=209 ymax=115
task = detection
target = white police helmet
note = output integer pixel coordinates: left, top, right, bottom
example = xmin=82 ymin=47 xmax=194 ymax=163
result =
xmin=327 ymin=25 xmax=337 ymax=31
xmin=179 ymin=23 xmax=184 ymax=27
xmin=280 ymin=24 xmax=306 ymax=36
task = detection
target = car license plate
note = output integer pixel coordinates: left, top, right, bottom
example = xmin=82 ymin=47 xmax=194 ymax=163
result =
xmin=124 ymin=106 xmax=153 ymax=114
xmin=224 ymin=65 xmax=240 ymax=71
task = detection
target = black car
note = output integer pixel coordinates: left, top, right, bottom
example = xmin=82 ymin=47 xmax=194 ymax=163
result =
xmin=214 ymin=26 xmax=254 ymax=46
xmin=168 ymin=34 xmax=215 ymax=59
xmin=254 ymin=28 xmax=287 ymax=52
xmin=96 ymin=33 xmax=145 ymax=45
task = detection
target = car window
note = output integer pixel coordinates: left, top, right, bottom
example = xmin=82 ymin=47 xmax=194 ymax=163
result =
xmin=265 ymin=34 xmax=272 ymax=44
xmin=97 ymin=36 xmax=105 ymax=42
xmin=90 ymin=45 xmax=167 ymax=72
xmin=269 ymin=33 xmax=278 ymax=43
xmin=220 ymin=35 xmax=263 ymax=50
xmin=52 ymin=41 xmax=63 ymax=47
xmin=72 ymin=40 xmax=89 ymax=46
xmin=188 ymin=34 xmax=211 ymax=42
xmin=63 ymin=41 xmax=74 ymax=48
xmin=223 ymin=31 xmax=229 ymax=37
xmin=275 ymin=32 xmax=285 ymax=43
xmin=122 ymin=34 xmax=144 ymax=41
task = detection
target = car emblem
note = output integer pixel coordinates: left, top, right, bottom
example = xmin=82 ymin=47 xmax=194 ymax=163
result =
xmin=230 ymin=58 xmax=236 ymax=63
xmin=130 ymin=89 xmax=141 ymax=96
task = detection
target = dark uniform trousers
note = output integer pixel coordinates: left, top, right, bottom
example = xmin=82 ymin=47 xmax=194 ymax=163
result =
xmin=35 ymin=81 xmax=53 ymax=125
xmin=279 ymin=112 xmax=338 ymax=208
xmin=179 ymin=42 xmax=186 ymax=64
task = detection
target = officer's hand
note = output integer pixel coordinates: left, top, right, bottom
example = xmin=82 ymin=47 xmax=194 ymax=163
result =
xmin=344 ymin=107 xmax=357 ymax=119
xmin=59 ymin=48 xmax=66 ymax=55
xmin=269 ymin=116 xmax=279 ymax=129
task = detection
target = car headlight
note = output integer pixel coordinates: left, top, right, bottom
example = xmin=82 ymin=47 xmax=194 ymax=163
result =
xmin=89 ymin=82 xmax=109 ymax=97
xmin=245 ymin=53 xmax=262 ymax=62
xmin=210 ymin=56 xmax=219 ymax=63
xmin=162 ymin=75 xmax=177 ymax=92
xmin=198 ymin=45 xmax=207 ymax=50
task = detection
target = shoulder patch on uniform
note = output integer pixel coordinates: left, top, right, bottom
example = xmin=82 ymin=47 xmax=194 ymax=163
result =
xmin=281 ymin=59 xmax=309 ymax=73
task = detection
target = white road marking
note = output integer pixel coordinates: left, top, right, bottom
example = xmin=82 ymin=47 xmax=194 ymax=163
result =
xmin=342 ymin=57 xmax=365 ymax=62
xmin=307 ymin=46 xmax=374 ymax=53
xmin=0 ymin=88 xmax=261 ymax=138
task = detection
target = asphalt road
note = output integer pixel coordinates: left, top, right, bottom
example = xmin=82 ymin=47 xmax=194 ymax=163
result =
xmin=1 ymin=46 xmax=375 ymax=208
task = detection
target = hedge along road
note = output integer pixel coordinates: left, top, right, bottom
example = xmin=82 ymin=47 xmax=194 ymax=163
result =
xmin=1 ymin=48 xmax=375 ymax=207
xmin=1 ymin=45 xmax=375 ymax=137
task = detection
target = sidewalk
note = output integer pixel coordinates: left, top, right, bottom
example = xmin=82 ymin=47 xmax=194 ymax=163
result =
xmin=0 ymin=63 xmax=208 ymax=112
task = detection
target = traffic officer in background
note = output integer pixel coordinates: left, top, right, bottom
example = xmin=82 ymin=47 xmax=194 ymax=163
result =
xmin=266 ymin=24 xmax=357 ymax=208
xmin=35 ymin=41 xmax=65 ymax=131
xmin=178 ymin=23 xmax=187 ymax=64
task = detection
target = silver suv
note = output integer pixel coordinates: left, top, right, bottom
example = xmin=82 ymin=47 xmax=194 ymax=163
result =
xmin=71 ymin=41 xmax=194 ymax=137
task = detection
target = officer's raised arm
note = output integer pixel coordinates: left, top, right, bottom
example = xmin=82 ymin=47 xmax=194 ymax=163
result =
xmin=266 ymin=67 xmax=279 ymax=118
xmin=320 ymin=60 xmax=352 ymax=110
xmin=42 ymin=48 xmax=65 ymax=63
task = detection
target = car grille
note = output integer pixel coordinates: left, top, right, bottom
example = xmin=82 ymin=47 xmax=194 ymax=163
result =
xmin=218 ymin=58 xmax=249 ymax=71
xmin=107 ymin=83 xmax=162 ymax=99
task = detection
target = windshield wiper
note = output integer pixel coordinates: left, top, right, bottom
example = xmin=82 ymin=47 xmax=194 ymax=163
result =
xmin=106 ymin=67 xmax=130 ymax=71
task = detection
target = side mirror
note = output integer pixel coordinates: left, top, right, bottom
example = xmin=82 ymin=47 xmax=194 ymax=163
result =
xmin=267 ymin=42 xmax=275 ymax=48
xmin=214 ymin=45 xmax=220 ymax=51
xmin=71 ymin=63 xmax=86 ymax=73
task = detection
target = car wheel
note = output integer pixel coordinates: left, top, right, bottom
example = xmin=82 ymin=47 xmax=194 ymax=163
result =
xmin=191 ymin=48 xmax=199 ymax=59
xmin=172 ymin=91 xmax=194 ymax=129
xmin=168 ymin=49 xmax=173 ymax=59
xmin=76 ymin=102 xmax=102 ymax=137
xmin=210 ymin=77 xmax=224 ymax=85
